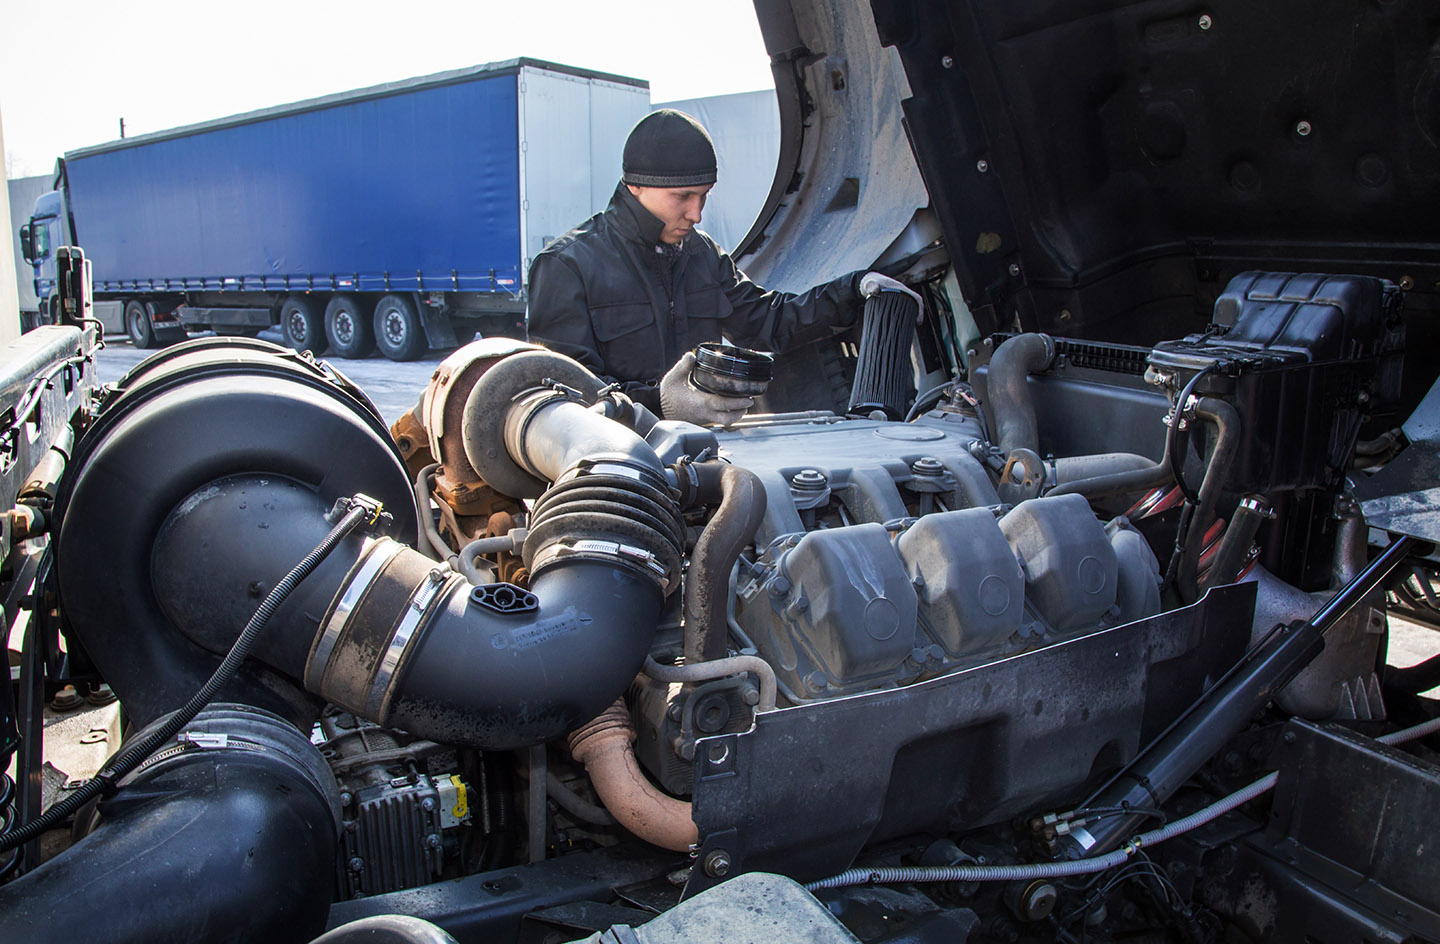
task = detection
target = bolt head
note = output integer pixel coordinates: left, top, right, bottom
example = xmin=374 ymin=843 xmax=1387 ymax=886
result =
xmin=1198 ymin=13 xmax=1213 ymax=29
xmin=1295 ymin=120 xmax=1312 ymax=136
xmin=421 ymin=797 xmax=437 ymax=812
xmin=348 ymin=856 xmax=365 ymax=872
xmin=976 ymin=159 xmax=989 ymax=173
xmin=941 ymin=55 xmax=955 ymax=69
xmin=1008 ymin=263 xmax=1021 ymax=277
xmin=703 ymin=849 xmax=732 ymax=877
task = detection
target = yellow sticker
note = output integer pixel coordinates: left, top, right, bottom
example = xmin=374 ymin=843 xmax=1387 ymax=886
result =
xmin=450 ymin=775 xmax=469 ymax=819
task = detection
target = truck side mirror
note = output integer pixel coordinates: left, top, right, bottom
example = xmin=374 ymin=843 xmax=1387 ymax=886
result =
xmin=55 ymin=246 xmax=93 ymax=327
xmin=18 ymin=224 xmax=34 ymax=264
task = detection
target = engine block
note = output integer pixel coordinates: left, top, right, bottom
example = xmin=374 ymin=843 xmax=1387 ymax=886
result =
xmin=715 ymin=413 xmax=1162 ymax=701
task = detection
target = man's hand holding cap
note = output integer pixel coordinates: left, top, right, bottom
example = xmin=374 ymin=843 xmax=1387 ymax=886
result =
xmin=660 ymin=352 xmax=756 ymax=428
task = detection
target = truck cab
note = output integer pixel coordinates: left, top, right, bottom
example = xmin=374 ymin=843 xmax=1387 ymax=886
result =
xmin=18 ymin=189 xmax=65 ymax=326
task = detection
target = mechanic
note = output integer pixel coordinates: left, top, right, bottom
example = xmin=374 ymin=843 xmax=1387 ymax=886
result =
xmin=527 ymin=108 xmax=911 ymax=426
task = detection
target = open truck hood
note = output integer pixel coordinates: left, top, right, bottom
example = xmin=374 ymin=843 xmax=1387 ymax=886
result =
xmin=878 ymin=0 xmax=1440 ymax=341
xmin=748 ymin=0 xmax=1440 ymax=346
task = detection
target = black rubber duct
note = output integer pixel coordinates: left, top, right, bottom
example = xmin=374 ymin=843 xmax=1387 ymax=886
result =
xmin=54 ymin=337 xmax=418 ymax=730
xmin=142 ymin=464 xmax=678 ymax=750
xmin=1205 ymin=496 xmax=1271 ymax=589
xmin=684 ymin=462 xmax=767 ymax=664
xmin=0 ymin=705 xmax=340 ymax=944
xmin=849 ymin=289 xmax=921 ymax=419
xmin=986 ymin=333 xmax=1055 ymax=457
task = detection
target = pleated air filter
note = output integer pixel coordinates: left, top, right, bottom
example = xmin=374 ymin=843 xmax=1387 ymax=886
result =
xmin=848 ymin=289 xmax=919 ymax=419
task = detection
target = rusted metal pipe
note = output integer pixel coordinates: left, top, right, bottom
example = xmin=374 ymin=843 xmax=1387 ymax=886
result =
xmin=567 ymin=701 xmax=697 ymax=852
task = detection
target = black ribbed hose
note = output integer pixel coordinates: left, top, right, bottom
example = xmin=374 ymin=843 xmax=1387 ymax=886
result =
xmin=849 ymin=290 xmax=920 ymax=419
xmin=0 ymin=501 xmax=368 ymax=854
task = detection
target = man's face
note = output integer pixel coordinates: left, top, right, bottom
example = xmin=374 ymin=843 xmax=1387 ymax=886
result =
xmin=628 ymin=184 xmax=713 ymax=244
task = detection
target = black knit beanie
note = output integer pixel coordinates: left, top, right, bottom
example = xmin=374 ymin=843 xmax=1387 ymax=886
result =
xmin=622 ymin=109 xmax=717 ymax=188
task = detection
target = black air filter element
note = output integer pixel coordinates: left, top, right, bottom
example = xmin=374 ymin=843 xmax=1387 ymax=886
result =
xmin=848 ymin=290 xmax=919 ymax=419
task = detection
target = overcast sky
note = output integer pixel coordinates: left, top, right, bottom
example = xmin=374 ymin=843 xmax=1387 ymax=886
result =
xmin=1 ymin=0 xmax=775 ymax=178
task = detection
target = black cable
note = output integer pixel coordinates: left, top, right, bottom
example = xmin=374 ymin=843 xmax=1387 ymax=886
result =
xmin=0 ymin=502 xmax=368 ymax=854
xmin=1166 ymin=366 xmax=1214 ymax=504
xmin=1072 ymin=805 xmax=1168 ymax=825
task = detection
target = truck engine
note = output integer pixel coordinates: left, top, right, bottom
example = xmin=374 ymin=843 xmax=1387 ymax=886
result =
xmin=1 ymin=259 xmax=1436 ymax=942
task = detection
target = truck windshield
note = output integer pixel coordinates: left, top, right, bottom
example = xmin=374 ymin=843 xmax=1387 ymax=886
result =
xmin=30 ymin=217 xmax=54 ymax=260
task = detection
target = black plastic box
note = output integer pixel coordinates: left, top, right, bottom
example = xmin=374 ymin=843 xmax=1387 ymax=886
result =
xmin=1148 ymin=271 xmax=1404 ymax=492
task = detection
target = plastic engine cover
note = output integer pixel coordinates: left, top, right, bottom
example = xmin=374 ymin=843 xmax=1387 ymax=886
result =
xmin=747 ymin=523 xmax=919 ymax=699
xmin=998 ymin=494 xmax=1119 ymax=632
xmin=895 ymin=507 xmax=1024 ymax=659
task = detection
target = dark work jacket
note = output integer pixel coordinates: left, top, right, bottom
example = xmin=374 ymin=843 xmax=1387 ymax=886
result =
xmin=527 ymin=182 xmax=861 ymax=413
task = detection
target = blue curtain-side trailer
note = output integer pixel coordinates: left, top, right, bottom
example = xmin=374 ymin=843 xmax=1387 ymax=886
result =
xmin=18 ymin=59 xmax=649 ymax=359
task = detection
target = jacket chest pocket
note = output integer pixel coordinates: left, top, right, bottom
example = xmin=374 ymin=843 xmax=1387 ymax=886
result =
xmin=589 ymin=302 xmax=665 ymax=382
xmin=681 ymin=284 xmax=733 ymax=342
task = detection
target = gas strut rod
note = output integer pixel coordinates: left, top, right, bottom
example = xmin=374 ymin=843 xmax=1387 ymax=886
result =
xmin=1061 ymin=535 xmax=1421 ymax=859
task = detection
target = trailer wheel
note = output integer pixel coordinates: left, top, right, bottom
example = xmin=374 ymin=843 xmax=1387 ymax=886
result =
xmin=325 ymin=295 xmax=375 ymax=359
xmin=125 ymin=300 xmax=157 ymax=349
xmin=280 ymin=295 xmax=325 ymax=354
xmin=374 ymin=294 xmax=427 ymax=361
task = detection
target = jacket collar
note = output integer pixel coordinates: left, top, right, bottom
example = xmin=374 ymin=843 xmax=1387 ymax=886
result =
xmin=606 ymin=181 xmax=667 ymax=248
xmin=606 ymin=181 xmax=702 ymax=257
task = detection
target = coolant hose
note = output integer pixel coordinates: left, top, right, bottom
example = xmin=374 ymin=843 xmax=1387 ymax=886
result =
xmin=988 ymin=333 xmax=1055 ymax=458
xmin=1046 ymin=433 xmax=1177 ymax=501
xmin=1205 ymin=496 xmax=1271 ymax=589
xmin=685 ymin=462 xmax=767 ymax=664
xmin=1178 ymin=398 xmax=1241 ymax=603
xmin=568 ymin=700 xmax=698 ymax=852
xmin=645 ymin=654 xmax=778 ymax=712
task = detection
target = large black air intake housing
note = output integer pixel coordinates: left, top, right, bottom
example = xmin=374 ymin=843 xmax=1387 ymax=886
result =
xmin=848 ymin=289 xmax=919 ymax=419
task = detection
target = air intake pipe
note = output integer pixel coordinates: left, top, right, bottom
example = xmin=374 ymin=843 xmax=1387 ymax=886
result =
xmin=57 ymin=339 xmax=684 ymax=750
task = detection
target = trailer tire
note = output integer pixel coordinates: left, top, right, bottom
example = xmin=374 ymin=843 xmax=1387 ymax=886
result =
xmin=374 ymin=294 xmax=427 ymax=361
xmin=324 ymin=295 xmax=375 ymax=359
xmin=280 ymin=295 xmax=325 ymax=354
xmin=126 ymin=300 xmax=157 ymax=349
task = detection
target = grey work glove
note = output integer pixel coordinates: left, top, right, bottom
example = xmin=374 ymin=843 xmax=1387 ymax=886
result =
xmin=859 ymin=271 xmax=924 ymax=319
xmin=659 ymin=351 xmax=756 ymax=428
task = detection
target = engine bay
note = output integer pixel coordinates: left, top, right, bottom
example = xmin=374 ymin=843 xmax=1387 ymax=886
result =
xmin=4 ymin=0 xmax=1440 ymax=939
xmin=1 ymin=257 xmax=1436 ymax=943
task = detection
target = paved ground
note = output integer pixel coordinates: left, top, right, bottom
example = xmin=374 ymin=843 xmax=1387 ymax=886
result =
xmin=93 ymin=328 xmax=447 ymax=424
